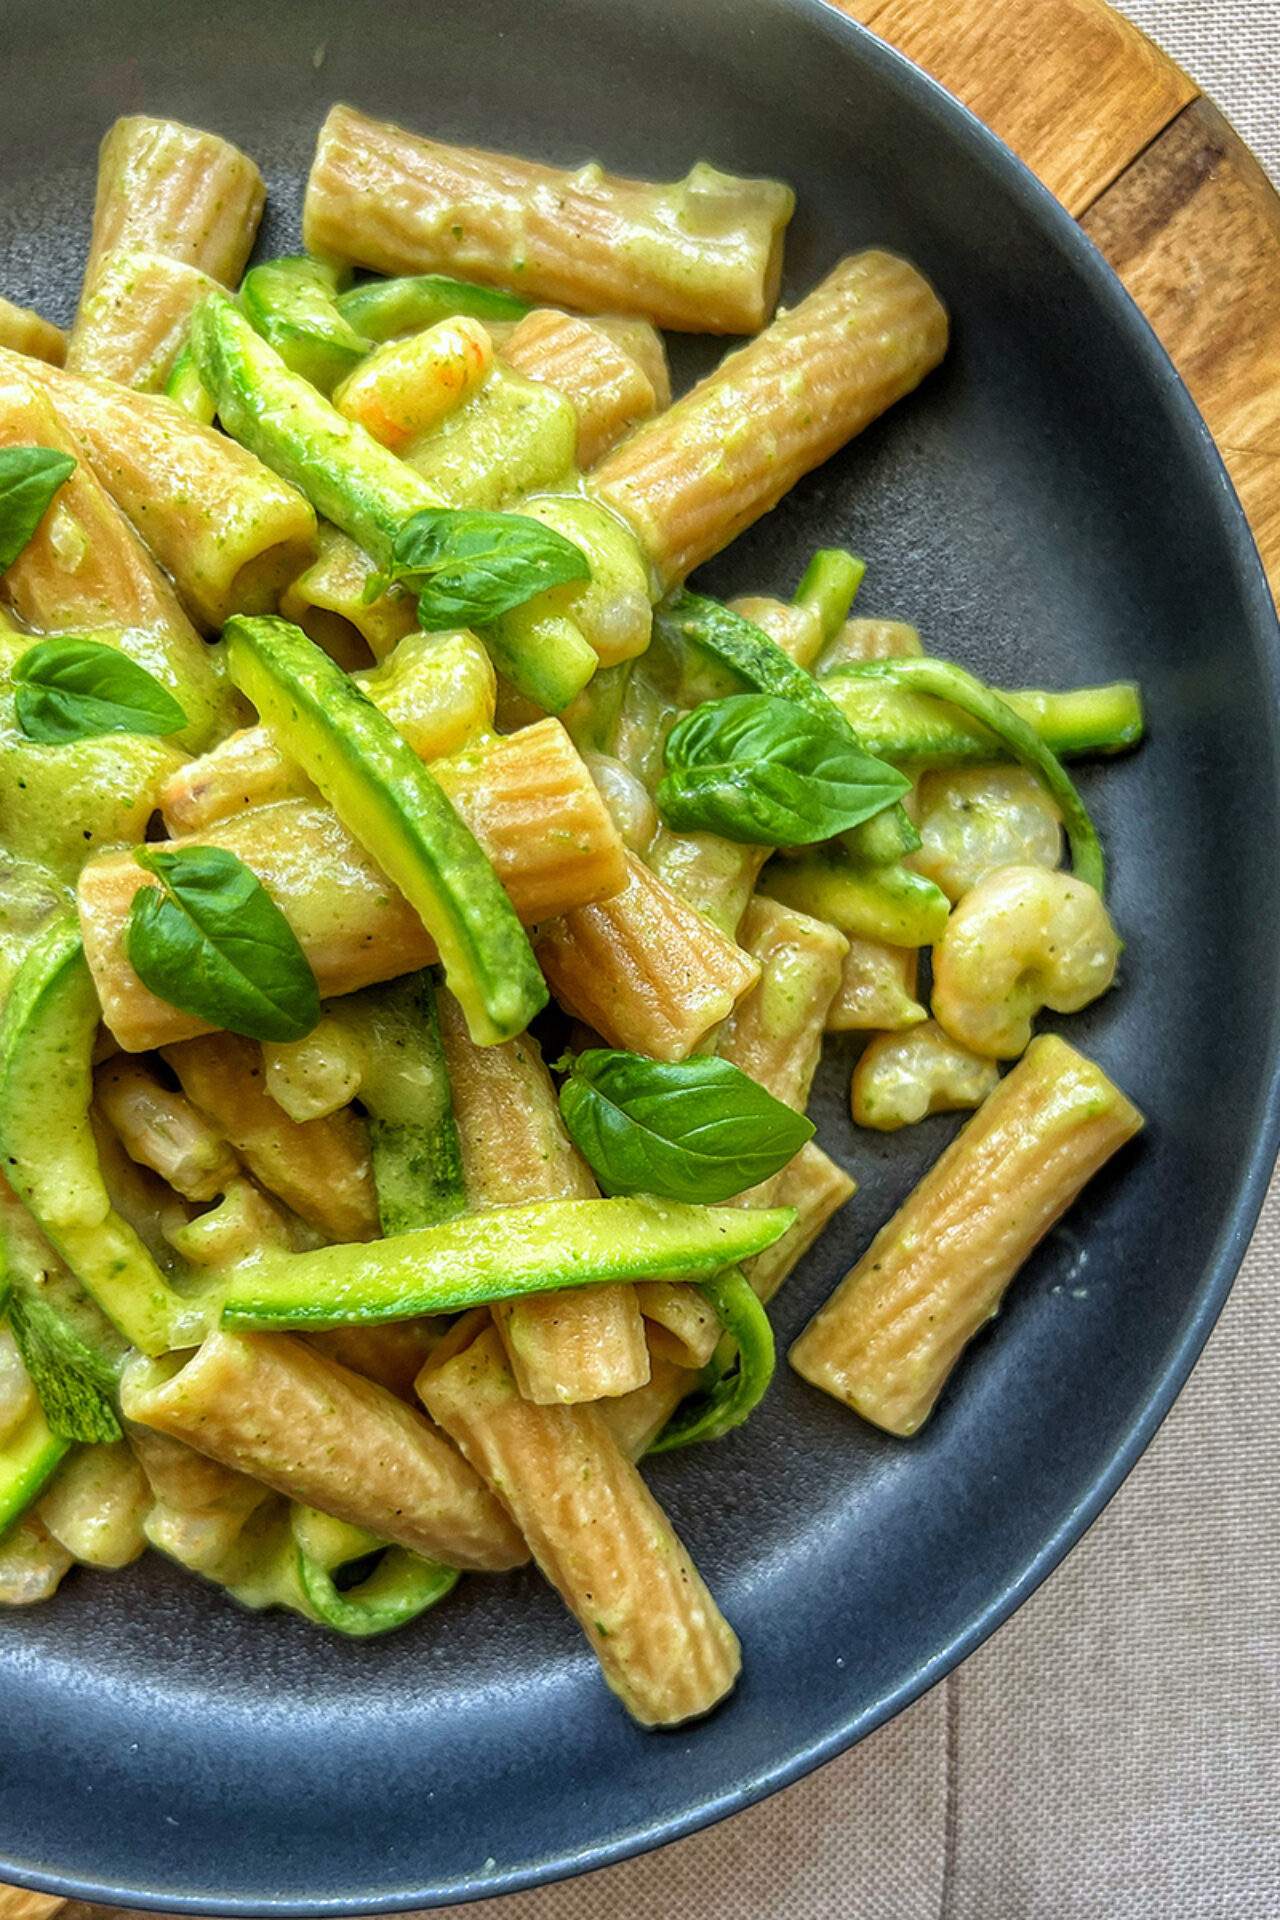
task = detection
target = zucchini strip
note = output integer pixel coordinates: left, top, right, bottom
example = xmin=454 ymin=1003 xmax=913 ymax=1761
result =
xmin=0 ymin=920 xmax=202 ymax=1354
xmin=841 ymin=658 xmax=1107 ymax=894
xmin=647 ymin=1268 xmax=776 ymax=1453
xmin=223 ymin=615 xmax=546 ymax=1046
xmin=221 ymin=1196 xmax=795 ymax=1330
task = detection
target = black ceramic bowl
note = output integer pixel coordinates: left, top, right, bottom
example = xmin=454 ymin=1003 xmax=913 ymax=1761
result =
xmin=2 ymin=0 xmax=1278 ymax=1910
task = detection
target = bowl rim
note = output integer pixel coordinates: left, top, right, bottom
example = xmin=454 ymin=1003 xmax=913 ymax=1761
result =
xmin=4 ymin=0 xmax=1280 ymax=1909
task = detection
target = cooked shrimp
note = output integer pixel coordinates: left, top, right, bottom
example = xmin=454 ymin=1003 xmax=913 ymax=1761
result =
xmin=931 ymin=865 xmax=1120 ymax=1057
xmin=851 ymin=1019 xmax=1000 ymax=1129
xmin=911 ymin=766 xmax=1062 ymax=902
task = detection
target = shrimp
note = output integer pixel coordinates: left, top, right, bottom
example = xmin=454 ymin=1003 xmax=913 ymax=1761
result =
xmin=911 ymin=765 xmax=1062 ymax=902
xmin=931 ymin=865 xmax=1120 ymax=1058
xmin=851 ymin=1019 xmax=1000 ymax=1130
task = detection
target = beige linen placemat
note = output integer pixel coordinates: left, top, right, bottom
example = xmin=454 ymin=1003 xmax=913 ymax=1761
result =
xmin=23 ymin=8 xmax=1279 ymax=1920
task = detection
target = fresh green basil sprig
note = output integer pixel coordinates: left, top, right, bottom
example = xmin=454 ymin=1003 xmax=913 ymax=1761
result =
xmin=557 ymin=1049 xmax=813 ymax=1205
xmin=648 ymin=1267 xmax=776 ymax=1453
xmin=8 ymin=1291 xmax=121 ymax=1444
xmin=839 ymin=656 xmax=1108 ymax=893
xmin=380 ymin=506 xmax=591 ymax=630
xmin=125 ymin=844 xmax=321 ymax=1043
xmin=0 ymin=446 xmax=76 ymax=573
xmin=658 ymin=693 xmax=910 ymax=846
xmin=12 ymin=637 xmax=188 ymax=744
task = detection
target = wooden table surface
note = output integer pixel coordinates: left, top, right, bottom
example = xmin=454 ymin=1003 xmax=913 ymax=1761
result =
xmin=3 ymin=2 xmax=1278 ymax=1917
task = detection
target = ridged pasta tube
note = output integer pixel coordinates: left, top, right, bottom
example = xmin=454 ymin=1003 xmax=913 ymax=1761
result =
xmin=0 ymin=368 xmax=231 ymax=750
xmin=597 ymin=1348 xmax=702 ymax=1460
xmin=123 ymin=1330 xmax=528 ymax=1572
xmin=80 ymin=723 xmax=628 ymax=1052
xmin=0 ymin=350 xmax=320 ymax=632
xmin=66 ymin=250 xmax=218 ymax=391
xmin=502 ymin=308 xmax=661 ymax=467
xmin=0 ymin=294 xmax=66 ymax=365
xmin=158 ymin=629 xmax=497 ymax=834
xmin=79 ymin=116 xmax=265 ymax=300
xmin=437 ymin=991 xmax=649 ymax=1405
xmin=790 ymin=1035 xmax=1143 ymax=1434
xmin=161 ymin=1034 xmax=379 ymax=1245
xmin=633 ymin=1282 xmax=721 ymax=1369
xmin=127 ymin=1421 xmax=271 ymax=1574
xmin=825 ymin=938 xmax=926 ymax=1033
xmin=742 ymin=1143 xmax=856 ymax=1305
xmin=304 ymin=105 xmax=793 ymax=333
xmin=536 ymin=851 xmax=761 ymax=1061
xmin=419 ymin=1326 xmax=740 ymax=1725
xmin=280 ymin=523 xmax=419 ymax=664
xmin=593 ymin=251 xmax=948 ymax=586
xmin=95 ymin=1056 xmax=241 ymax=1202
xmin=716 ymin=897 xmax=848 ymax=1112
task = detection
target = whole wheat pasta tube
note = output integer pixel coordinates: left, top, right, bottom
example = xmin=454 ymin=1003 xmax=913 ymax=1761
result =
xmin=0 ymin=350 xmax=320 ymax=632
xmin=645 ymin=826 xmax=766 ymax=943
xmin=593 ymin=251 xmax=949 ymax=586
xmin=159 ymin=628 xmax=498 ymax=835
xmin=537 ymin=851 xmax=761 ymax=1061
xmin=633 ymin=1281 xmax=721 ymax=1369
xmin=78 ymin=116 xmax=264 ymax=304
xmin=790 ymin=1035 xmax=1143 ymax=1434
xmin=0 ymin=369 xmax=229 ymax=748
xmin=826 ymin=938 xmax=926 ymax=1032
xmin=123 ymin=1330 xmax=527 ymax=1573
xmin=727 ymin=593 xmax=823 ymax=668
xmin=280 ymin=523 xmax=419 ymax=665
xmin=81 ymin=721 xmax=628 ymax=1052
xmin=717 ymin=896 xmax=849 ymax=1111
xmin=161 ymin=1033 xmax=379 ymax=1244
xmin=304 ymin=104 xmax=793 ymax=334
xmin=95 ymin=1055 xmax=241 ymax=1202
xmin=501 ymin=308 xmax=661 ymax=468
xmin=437 ymin=990 xmax=649 ymax=1405
xmin=597 ymin=1349 xmax=701 ymax=1461
xmin=742 ymin=1142 xmax=856 ymax=1305
xmin=127 ymin=1421 xmax=272 ymax=1573
xmin=305 ymin=1320 xmax=445 ymax=1404
xmin=420 ymin=1326 xmax=740 ymax=1725
xmin=35 ymin=1441 xmax=151 ymax=1569
xmin=278 ymin=311 xmax=663 ymax=656
xmin=0 ymin=293 xmax=66 ymax=365
xmin=66 ymin=249 xmax=218 ymax=391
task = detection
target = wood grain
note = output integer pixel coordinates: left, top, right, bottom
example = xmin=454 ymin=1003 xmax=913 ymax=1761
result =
xmin=835 ymin=0 xmax=1197 ymax=213
xmin=1082 ymin=97 xmax=1280 ymax=596
xmin=5 ymin=5 xmax=1280 ymax=1916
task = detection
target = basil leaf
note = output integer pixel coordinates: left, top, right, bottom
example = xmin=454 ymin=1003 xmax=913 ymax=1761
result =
xmin=648 ymin=1267 xmax=776 ymax=1453
xmin=0 ymin=446 xmax=76 ymax=573
xmin=125 ymin=844 xmax=321 ymax=1043
xmin=8 ymin=1292 xmax=121 ymax=1444
xmin=389 ymin=507 xmax=590 ymax=630
xmin=558 ymin=1049 xmax=813 ymax=1205
xmin=658 ymin=693 xmax=910 ymax=846
xmin=12 ymin=637 xmax=188 ymax=744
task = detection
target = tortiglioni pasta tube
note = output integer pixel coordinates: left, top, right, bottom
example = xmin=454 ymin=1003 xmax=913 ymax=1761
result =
xmin=592 ymin=250 xmax=948 ymax=586
xmin=789 ymin=1036 xmax=1143 ymax=1434
xmin=420 ymin=1326 xmax=740 ymax=1725
xmin=80 ymin=721 xmax=628 ymax=1052
xmin=122 ymin=1330 xmax=528 ymax=1573
xmin=304 ymin=105 xmax=793 ymax=333
xmin=437 ymin=991 xmax=650 ymax=1404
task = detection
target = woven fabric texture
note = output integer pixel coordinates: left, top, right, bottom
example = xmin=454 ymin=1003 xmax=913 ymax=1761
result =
xmin=27 ymin=6 xmax=1280 ymax=1920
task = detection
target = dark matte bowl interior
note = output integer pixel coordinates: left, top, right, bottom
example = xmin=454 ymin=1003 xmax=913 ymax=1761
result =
xmin=2 ymin=0 xmax=1278 ymax=1910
